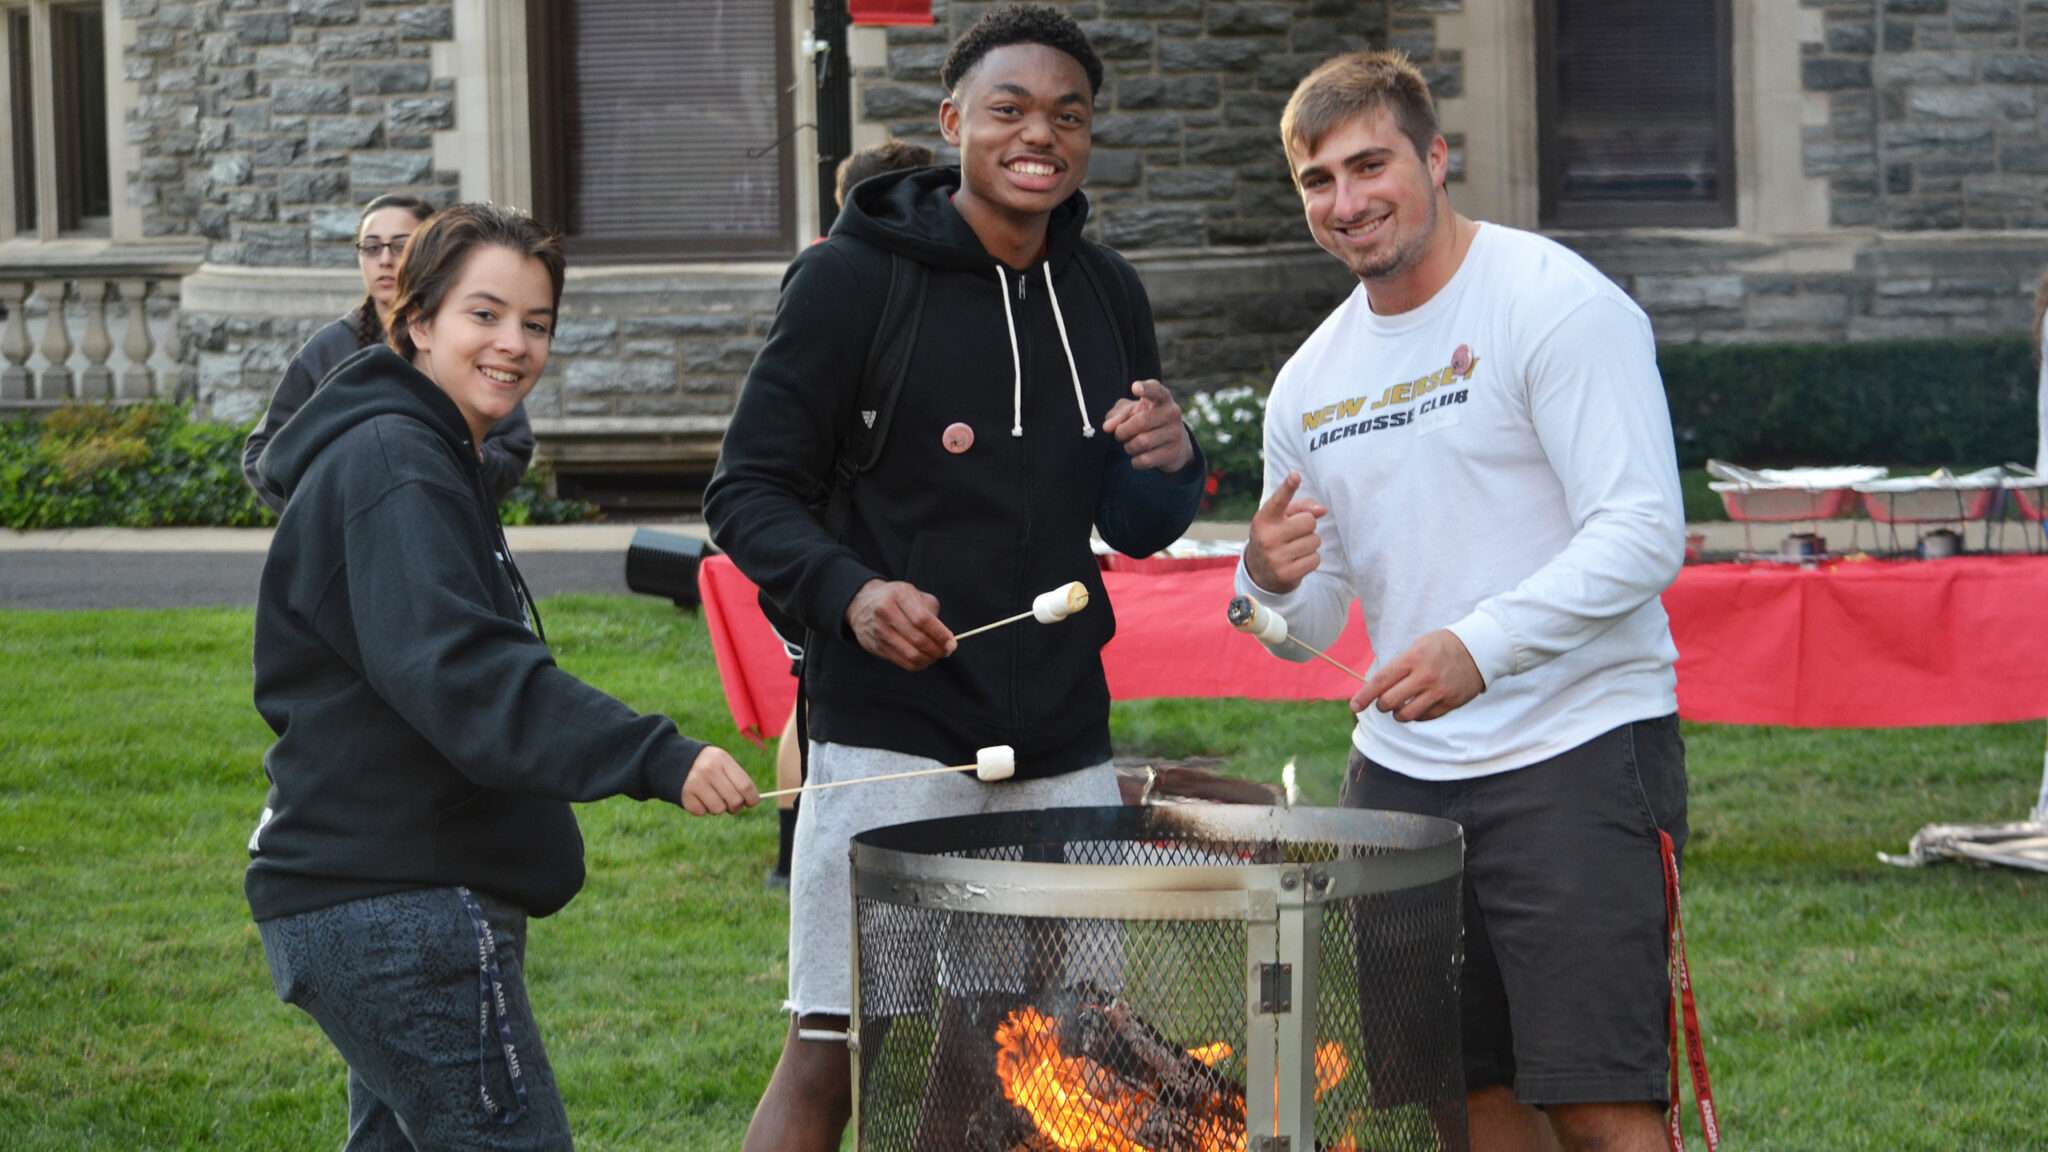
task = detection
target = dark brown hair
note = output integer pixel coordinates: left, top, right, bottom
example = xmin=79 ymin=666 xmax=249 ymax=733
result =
xmin=1279 ymin=51 xmax=1439 ymax=182
xmin=384 ymin=203 xmax=566 ymax=363
xmin=346 ymin=194 xmax=436 ymax=345
xmin=835 ymin=139 xmax=935 ymax=208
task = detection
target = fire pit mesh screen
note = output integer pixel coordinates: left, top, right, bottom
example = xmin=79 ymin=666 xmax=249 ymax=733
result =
xmin=852 ymin=805 xmax=1465 ymax=1152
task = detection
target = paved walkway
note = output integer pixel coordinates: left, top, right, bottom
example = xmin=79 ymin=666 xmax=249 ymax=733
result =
xmin=0 ymin=522 xmax=713 ymax=610
xmin=2 ymin=518 xmax=2038 ymax=610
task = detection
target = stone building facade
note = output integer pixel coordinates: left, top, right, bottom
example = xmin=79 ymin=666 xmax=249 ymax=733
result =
xmin=3 ymin=0 xmax=2045 ymax=489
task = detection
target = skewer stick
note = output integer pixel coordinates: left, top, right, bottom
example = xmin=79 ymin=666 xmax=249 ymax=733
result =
xmin=951 ymin=609 xmax=1034 ymax=642
xmin=1226 ymin=595 xmax=1367 ymax=683
xmin=760 ymin=744 xmax=1016 ymax=799
xmin=951 ymin=581 xmax=1091 ymax=642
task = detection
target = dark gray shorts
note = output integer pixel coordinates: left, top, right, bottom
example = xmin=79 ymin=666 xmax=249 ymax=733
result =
xmin=1345 ymin=713 xmax=1687 ymax=1107
xmin=259 ymin=887 xmax=574 ymax=1150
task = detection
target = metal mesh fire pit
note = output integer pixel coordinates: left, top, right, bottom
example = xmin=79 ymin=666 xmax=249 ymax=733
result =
xmin=850 ymin=804 xmax=1465 ymax=1151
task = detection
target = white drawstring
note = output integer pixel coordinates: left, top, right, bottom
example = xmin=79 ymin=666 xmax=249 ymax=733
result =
xmin=994 ymin=263 xmax=1097 ymax=439
xmin=1043 ymin=262 xmax=1095 ymax=438
xmin=996 ymin=266 xmax=1024 ymax=437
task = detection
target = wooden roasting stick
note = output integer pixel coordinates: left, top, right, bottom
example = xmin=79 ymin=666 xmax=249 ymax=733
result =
xmin=759 ymin=744 xmax=1017 ymax=800
xmin=1226 ymin=595 xmax=1367 ymax=683
xmin=951 ymin=581 xmax=1091 ymax=642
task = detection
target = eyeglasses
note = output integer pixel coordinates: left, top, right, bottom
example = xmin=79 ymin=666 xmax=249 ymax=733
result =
xmin=355 ymin=237 xmax=411 ymax=259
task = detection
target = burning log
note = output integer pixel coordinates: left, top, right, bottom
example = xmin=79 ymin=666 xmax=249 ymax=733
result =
xmin=989 ymin=985 xmax=1250 ymax=1152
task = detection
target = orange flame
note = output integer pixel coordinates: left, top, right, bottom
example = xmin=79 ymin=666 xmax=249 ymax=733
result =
xmin=991 ymin=1008 xmax=1354 ymax=1152
xmin=1313 ymin=1041 xmax=1350 ymax=1099
xmin=993 ymin=1008 xmax=1248 ymax=1152
xmin=994 ymin=1007 xmax=1159 ymax=1152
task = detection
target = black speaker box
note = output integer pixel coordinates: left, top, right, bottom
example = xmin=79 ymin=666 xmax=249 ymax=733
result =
xmin=624 ymin=529 xmax=718 ymax=609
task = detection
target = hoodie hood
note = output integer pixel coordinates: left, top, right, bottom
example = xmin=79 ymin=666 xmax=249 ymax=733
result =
xmin=834 ymin=166 xmax=1090 ymax=273
xmin=835 ymin=166 xmax=1100 ymax=439
xmin=258 ymin=344 xmax=476 ymax=504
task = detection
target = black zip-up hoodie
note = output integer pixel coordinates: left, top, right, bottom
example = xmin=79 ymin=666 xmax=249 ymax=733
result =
xmin=245 ymin=345 xmax=703 ymax=922
xmin=703 ymin=168 xmax=1204 ymax=778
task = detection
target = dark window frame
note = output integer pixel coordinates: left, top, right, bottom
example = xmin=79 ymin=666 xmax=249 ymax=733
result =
xmin=1535 ymin=0 xmax=1736 ymax=229
xmin=6 ymin=8 xmax=34 ymax=235
xmin=53 ymin=1 xmax=110 ymax=231
xmin=526 ymin=0 xmax=799 ymax=262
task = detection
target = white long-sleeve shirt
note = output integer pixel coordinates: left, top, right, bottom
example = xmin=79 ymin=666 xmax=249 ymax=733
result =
xmin=2036 ymin=313 xmax=2047 ymax=475
xmin=1236 ymin=224 xmax=1685 ymax=781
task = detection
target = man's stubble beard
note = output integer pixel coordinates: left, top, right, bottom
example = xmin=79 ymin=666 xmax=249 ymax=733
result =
xmin=1351 ymin=183 xmax=1439 ymax=284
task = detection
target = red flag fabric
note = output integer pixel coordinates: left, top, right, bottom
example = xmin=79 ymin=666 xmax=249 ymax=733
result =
xmin=849 ymin=0 xmax=934 ymax=26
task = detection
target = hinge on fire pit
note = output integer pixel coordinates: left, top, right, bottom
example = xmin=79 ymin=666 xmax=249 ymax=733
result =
xmin=1250 ymin=1137 xmax=1291 ymax=1151
xmin=1257 ymin=962 xmax=1292 ymax=1013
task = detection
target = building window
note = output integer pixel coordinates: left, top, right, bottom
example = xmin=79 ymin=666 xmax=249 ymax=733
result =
xmin=1536 ymin=0 xmax=1734 ymax=229
xmin=526 ymin=0 xmax=797 ymax=261
xmin=2 ymin=0 xmax=110 ymax=239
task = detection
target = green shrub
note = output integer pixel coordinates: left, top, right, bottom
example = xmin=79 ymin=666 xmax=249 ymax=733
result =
xmin=1182 ymin=339 xmax=2040 ymax=514
xmin=0 ymin=403 xmax=602 ymax=529
xmin=1659 ymin=337 xmax=2036 ymax=468
xmin=497 ymin=459 xmax=601 ymax=526
xmin=0 ymin=403 xmax=274 ymax=530
xmin=1184 ymin=384 xmax=1266 ymax=514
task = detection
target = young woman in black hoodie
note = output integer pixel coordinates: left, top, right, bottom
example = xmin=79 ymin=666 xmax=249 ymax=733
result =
xmin=240 ymin=193 xmax=536 ymax=512
xmin=246 ymin=203 xmax=759 ymax=1147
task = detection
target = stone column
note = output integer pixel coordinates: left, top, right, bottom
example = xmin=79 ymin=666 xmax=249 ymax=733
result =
xmin=33 ymin=280 xmax=73 ymax=400
xmin=76 ymin=280 xmax=115 ymax=399
xmin=0 ymin=282 xmax=30 ymax=401
xmin=118 ymin=280 xmax=157 ymax=399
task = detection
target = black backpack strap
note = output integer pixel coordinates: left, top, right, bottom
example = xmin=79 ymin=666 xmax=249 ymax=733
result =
xmin=824 ymin=251 xmax=927 ymax=535
xmin=1070 ymin=243 xmax=1135 ymax=388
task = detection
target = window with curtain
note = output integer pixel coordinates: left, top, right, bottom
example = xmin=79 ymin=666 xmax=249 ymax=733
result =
xmin=527 ymin=0 xmax=797 ymax=260
xmin=3 ymin=0 xmax=110 ymax=238
xmin=1536 ymin=0 xmax=1734 ymax=228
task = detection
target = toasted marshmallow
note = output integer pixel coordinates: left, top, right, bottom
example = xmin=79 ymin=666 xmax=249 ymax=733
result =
xmin=1032 ymin=581 xmax=1090 ymax=624
xmin=1226 ymin=595 xmax=1289 ymax=645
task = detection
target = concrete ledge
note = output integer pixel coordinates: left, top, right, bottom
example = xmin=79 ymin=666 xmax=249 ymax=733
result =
xmin=180 ymin=264 xmax=363 ymax=320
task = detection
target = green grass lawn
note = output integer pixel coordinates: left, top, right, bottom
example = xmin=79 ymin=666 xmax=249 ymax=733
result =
xmin=2 ymin=599 xmax=2043 ymax=1149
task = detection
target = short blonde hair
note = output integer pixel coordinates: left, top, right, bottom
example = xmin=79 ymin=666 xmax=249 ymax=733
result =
xmin=1279 ymin=51 xmax=1439 ymax=181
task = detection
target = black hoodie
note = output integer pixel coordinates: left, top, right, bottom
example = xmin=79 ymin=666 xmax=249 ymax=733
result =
xmin=703 ymin=169 xmax=1204 ymax=778
xmin=245 ymin=345 xmax=703 ymax=922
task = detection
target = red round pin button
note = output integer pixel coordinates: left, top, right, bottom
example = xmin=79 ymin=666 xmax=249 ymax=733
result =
xmin=943 ymin=422 xmax=975 ymax=454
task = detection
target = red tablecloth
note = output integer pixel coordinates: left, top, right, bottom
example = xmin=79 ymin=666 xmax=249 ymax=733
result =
xmin=698 ymin=554 xmax=2048 ymax=741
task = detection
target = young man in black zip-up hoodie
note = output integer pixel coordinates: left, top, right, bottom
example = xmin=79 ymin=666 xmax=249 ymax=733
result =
xmin=704 ymin=8 xmax=1206 ymax=1150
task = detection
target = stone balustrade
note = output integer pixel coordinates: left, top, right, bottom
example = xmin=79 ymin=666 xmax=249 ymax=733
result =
xmin=0 ymin=246 xmax=202 ymax=410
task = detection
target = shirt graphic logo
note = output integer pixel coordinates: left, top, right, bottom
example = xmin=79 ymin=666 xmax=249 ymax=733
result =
xmin=1302 ymin=343 xmax=1481 ymax=452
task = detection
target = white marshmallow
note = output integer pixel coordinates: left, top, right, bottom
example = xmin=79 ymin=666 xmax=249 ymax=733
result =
xmin=975 ymin=744 xmax=1017 ymax=782
xmin=1032 ymin=581 xmax=1090 ymax=624
xmin=1227 ymin=595 xmax=1289 ymax=645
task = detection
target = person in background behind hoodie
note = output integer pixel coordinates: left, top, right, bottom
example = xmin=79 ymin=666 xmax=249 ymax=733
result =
xmin=834 ymin=138 xmax=935 ymax=210
xmin=765 ymin=137 xmax=938 ymax=891
xmin=245 ymin=203 xmax=758 ymax=1149
xmin=241 ymin=193 xmax=535 ymax=512
xmin=704 ymin=7 xmax=1205 ymax=1150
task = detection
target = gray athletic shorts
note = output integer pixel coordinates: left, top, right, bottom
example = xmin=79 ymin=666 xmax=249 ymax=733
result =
xmin=786 ymin=741 xmax=1123 ymax=1018
xmin=1345 ymin=713 xmax=1688 ymax=1107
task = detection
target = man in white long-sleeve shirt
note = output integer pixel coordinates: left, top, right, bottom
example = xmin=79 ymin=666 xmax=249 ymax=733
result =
xmin=1239 ymin=52 xmax=1693 ymax=1152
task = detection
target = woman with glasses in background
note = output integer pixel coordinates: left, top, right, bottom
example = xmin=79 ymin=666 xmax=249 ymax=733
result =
xmin=242 ymin=193 xmax=536 ymax=511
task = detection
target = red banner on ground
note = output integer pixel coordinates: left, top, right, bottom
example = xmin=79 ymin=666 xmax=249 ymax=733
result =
xmin=700 ymin=555 xmax=2048 ymax=742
